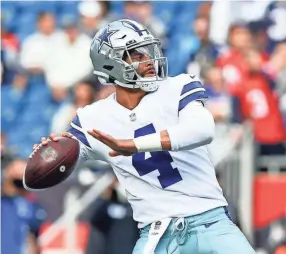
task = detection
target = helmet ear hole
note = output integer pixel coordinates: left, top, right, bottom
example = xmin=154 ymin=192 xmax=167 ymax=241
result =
xmin=103 ymin=65 xmax=114 ymax=71
xmin=122 ymin=51 xmax=128 ymax=61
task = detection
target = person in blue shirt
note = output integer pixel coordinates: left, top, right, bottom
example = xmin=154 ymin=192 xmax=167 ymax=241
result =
xmin=1 ymin=159 xmax=46 ymax=254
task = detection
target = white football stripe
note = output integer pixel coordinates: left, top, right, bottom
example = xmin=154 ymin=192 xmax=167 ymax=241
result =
xmin=180 ymin=87 xmax=206 ymax=100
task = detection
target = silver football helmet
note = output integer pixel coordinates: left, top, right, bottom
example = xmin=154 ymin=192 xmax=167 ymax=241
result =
xmin=90 ymin=19 xmax=168 ymax=92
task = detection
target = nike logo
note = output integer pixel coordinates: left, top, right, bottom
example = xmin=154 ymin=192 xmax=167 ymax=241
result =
xmin=190 ymin=75 xmax=195 ymax=79
xmin=204 ymin=221 xmax=218 ymax=228
xmin=116 ymin=35 xmax=127 ymax=39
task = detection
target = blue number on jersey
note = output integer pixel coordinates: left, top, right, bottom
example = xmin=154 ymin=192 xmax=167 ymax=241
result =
xmin=132 ymin=124 xmax=182 ymax=188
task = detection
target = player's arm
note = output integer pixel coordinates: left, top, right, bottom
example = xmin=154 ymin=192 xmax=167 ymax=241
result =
xmin=161 ymin=101 xmax=215 ymax=151
xmin=88 ymin=103 xmax=214 ymax=156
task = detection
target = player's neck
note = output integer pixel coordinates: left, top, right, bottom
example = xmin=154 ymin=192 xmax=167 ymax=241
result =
xmin=115 ymin=86 xmax=147 ymax=110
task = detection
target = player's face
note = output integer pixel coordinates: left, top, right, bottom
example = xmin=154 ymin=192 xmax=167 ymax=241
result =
xmin=124 ymin=45 xmax=160 ymax=78
xmin=4 ymin=160 xmax=27 ymax=194
xmin=128 ymin=50 xmax=156 ymax=77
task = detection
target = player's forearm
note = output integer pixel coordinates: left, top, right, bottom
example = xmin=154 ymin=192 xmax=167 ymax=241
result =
xmin=165 ymin=119 xmax=214 ymax=151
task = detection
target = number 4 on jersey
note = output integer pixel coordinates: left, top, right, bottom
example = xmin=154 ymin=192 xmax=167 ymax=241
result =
xmin=132 ymin=124 xmax=182 ymax=188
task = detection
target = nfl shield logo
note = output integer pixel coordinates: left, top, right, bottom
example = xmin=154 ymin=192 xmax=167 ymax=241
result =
xmin=40 ymin=147 xmax=59 ymax=163
xmin=129 ymin=113 xmax=136 ymax=122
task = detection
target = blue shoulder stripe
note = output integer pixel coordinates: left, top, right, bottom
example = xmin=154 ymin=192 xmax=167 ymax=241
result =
xmin=179 ymin=91 xmax=208 ymax=111
xmin=72 ymin=115 xmax=82 ymax=128
xmin=67 ymin=125 xmax=91 ymax=148
xmin=181 ymin=81 xmax=204 ymax=96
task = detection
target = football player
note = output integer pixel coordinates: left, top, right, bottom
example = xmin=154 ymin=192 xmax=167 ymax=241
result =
xmin=33 ymin=19 xmax=255 ymax=254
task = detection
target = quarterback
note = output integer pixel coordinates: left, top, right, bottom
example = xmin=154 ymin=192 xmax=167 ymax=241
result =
xmin=34 ymin=20 xmax=255 ymax=254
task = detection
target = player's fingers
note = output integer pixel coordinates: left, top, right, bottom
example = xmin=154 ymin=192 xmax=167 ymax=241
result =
xmin=33 ymin=144 xmax=38 ymax=150
xmin=41 ymin=137 xmax=48 ymax=145
xmin=91 ymin=129 xmax=104 ymax=139
xmin=109 ymin=150 xmax=121 ymax=157
xmin=89 ymin=130 xmax=109 ymax=144
xmin=49 ymin=133 xmax=60 ymax=142
xmin=109 ymin=150 xmax=133 ymax=157
xmin=88 ymin=130 xmax=100 ymax=139
xmin=62 ymin=132 xmax=73 ymax=138
xmin=93 ymin=129 xmax=115 ymax=143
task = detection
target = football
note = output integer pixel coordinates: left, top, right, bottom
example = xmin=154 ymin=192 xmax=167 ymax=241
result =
xmin=23 ymin=137 xmax=80 ymax=190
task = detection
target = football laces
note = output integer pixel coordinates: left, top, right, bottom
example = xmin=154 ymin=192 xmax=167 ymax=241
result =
xmin=29 ymin=139 xmax=51 ymax=159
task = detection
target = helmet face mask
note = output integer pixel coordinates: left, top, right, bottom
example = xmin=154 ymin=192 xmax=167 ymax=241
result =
xmin=90 ymin=19 xmax=168 ymax=92
xmin=121 ymin=43 xmax=168 ymax=84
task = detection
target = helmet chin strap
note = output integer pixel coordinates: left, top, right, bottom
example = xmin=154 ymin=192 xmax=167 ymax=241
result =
xmin=136 ymin=76 xmax=159 ymax=92
xmin=95 ymin=70 xmax=158 ymax=92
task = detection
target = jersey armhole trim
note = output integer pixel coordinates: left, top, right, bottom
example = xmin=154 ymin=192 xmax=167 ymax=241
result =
xmin=68 ymin=122 xmax=92 ymax=149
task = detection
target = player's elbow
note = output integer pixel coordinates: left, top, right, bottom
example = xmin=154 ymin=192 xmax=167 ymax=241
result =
xmin=201 ymin=111 xmax=215 ymax=145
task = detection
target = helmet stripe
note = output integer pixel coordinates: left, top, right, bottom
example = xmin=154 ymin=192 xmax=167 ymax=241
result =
xmin=124 ymin=20 xmax=144 ymax=36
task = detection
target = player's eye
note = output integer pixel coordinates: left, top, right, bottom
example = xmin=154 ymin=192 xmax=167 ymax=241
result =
xmin=131 ymin=53 xmax=144 ymax=61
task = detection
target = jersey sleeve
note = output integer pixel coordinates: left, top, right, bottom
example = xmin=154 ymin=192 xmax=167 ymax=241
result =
xmin=66 ymin=107 xmax=112 ymax=170
xmin=177 ymin=74 xmax=208 ymax=112
xmin=67 ymin=114 xmax=92 ymax=148
xmin=66 ymin=108 xmax=93 ymax=163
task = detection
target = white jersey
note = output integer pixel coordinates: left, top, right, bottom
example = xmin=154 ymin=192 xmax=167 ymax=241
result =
xmin=68 ymin=74 xmax=227 ymax=228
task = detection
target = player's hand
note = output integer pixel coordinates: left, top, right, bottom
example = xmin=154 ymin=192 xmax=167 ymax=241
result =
xmin=88 ymin=129 xmax=137 ymax=157
xmin=32 ymin=133 xmax=73 ymax=152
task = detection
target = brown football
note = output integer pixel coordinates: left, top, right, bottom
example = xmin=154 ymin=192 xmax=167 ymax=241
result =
xmin=23 ymin=137 xmax=80 ymax=190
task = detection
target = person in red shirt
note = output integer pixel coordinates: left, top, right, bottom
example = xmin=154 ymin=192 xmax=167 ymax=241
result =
xmin=237 ymin=49 xmax=286 ymax=155
xmin=217 ymin=22 xmax=269 ymax=96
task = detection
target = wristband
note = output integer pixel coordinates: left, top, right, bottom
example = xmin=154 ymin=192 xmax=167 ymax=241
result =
xmin=133 ymin=133 xmax=162 ymax=152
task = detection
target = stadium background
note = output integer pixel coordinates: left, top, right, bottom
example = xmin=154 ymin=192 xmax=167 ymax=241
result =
xmin=1 ymin=1 xmax=286 ymax=254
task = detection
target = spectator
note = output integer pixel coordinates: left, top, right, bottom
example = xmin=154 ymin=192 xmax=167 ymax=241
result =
xmin=236 ymin=48 xmax=286 ymax=156
xmin=264 ymin=1 xmax=286 ymax=52
xmin=270 ymin=43 xmax=286 ymax=125
xmin=44 ymin=17 xmax=92 ymax=102
xmin=209 ymin=1 xmax=270 ymax=46
xmin=123 ymin=1 xmax=166 ymax=49
xmin=217 ymin=22 xmax=267 ymax=95
xmin=99 ymin=1 xmax=118 ymax=25
xmin=1 ymin=19 xmax=20 ymax=84
xmin=51 ymin=82 xmax=97 ymax=134
xmin=248 ymin=21 xmax=270 ymax=54
xmin=86 ymin=180 xmax=138 ymax=254
xmin=1 ymin=159 xmax=47 ymax=254
xmin=186 ymin=16 xmax=220 ymax=77
xmin=196 ymin=2 xmax=212 ymax=19
xmin=1 ymin=133 xmax=13 ymax=171
xmin=203 ymin=67 xmax=241 ymax=167
xmin=204 ymin=66 xmax=231 ymax=122
xmin=20 ymin=12 xmax=65 ymax=73
xmin=78 ymin=1 xmax=107 ymax=38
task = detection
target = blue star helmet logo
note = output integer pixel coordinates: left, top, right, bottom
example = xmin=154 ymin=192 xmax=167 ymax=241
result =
xmin=97 ymin=28 xmax=118 ymax=52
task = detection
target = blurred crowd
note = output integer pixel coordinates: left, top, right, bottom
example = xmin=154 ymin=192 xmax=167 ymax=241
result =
xmin=1 ymin=1 xmax=286 ymax=254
